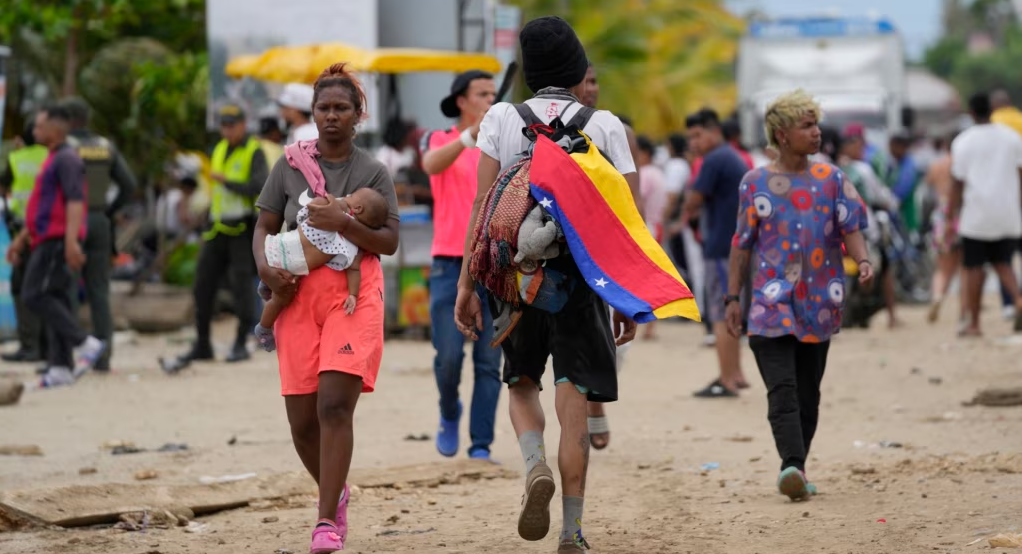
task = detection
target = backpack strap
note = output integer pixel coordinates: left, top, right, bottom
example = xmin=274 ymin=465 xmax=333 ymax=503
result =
xmin=514 ymin=103 xmax=545 ymax=127
xmin=565 ymin=105 xmax=597 ymax=131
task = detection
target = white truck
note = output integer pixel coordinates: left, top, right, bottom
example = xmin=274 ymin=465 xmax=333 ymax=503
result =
xmin=736 ymin=17 xmax=905 ymax=149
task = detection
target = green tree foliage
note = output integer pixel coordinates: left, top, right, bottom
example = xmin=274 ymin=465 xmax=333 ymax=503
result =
xmin=949 ymin=28 xmax=1022 ymax=101
xmin=0 ymin=0 xmax=208 ymax=185
xmin=508 ymin=0 xmax=743 ymax=136
xmin=925 ymin=0 xmax=1022 ymax=101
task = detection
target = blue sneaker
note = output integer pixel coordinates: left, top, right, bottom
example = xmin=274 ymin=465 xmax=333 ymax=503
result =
xmin=436 ymin=400 xmax=462 ymax=457
xmin=468 ymin=448 xmax=492 ymax=461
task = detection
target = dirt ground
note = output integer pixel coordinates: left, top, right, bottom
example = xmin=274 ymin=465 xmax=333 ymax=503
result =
xmin=1 ymin=299 xmax=1021 ymax=554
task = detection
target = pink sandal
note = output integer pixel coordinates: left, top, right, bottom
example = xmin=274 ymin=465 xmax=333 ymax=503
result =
xmin=335 ymin=485 xmax=350 ymax=542
xmin=310 ymin=521 xmax=343 ymax=553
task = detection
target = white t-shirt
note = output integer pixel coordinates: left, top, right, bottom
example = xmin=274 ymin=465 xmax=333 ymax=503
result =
xmin=156 ymin=188 xmax=184 ymax=235
xmin=477 ymin=99 xmax=636 ymax=175
xmin=639 ymin=164 xmax=668 ymax=231
xmin=662 ymin=157 xmax=691 ymax=195
xmin=286 ymin=122 xmax=319 ymax=145
xmin=375 ymin=145 xmax=415 ymax=179
xmin=951 ymin=123 xmax=1022 ymax=240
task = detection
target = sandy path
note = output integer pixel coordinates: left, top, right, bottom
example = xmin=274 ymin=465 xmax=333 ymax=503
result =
xmin=1 ymin=301 xmax=1020 ymax=553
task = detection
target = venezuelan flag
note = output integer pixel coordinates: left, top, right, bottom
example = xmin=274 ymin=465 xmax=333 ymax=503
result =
xmin=528 ymin=133 xmax=701 ymax=323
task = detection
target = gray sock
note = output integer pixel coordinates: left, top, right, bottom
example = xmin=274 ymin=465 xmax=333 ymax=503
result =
xmin=518 ymin=430 xmax=546 ymax=475
xmin=560 ymin=496 xmax=584 ymax=543
xmin=254 ymin=324 xmax=276 ymax=352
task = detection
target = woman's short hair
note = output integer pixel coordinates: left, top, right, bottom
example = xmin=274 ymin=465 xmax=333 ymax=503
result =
xmin=313 ymin=63 xmax=368 ymax=120
xmin=763 ymin=89 xmax=821 ymax=150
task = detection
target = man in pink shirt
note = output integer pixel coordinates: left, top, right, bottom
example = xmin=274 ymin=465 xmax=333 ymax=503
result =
xmin=420 ymin=70 xmax=502 ymax=461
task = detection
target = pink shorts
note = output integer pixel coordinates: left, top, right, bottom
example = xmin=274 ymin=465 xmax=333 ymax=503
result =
xmin=275 ymin=257 xmax=385 ymax=396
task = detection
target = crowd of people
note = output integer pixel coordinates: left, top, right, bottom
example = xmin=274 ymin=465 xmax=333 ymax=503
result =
xmin=5 ymin=13 xmax=1022 ymax=554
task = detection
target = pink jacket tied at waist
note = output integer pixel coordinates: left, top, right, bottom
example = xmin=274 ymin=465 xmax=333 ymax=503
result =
xmin=285 ymin=139 xmax=327 ymax=197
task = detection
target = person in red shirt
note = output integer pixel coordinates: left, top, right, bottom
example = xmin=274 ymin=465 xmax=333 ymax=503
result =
xmin=420 ymin=70 xmax=503 ymax=461
xmin=722 ymin=118 xmax=756 ymax=170
xmin=6 ymin=105 xmax=106 ymax=387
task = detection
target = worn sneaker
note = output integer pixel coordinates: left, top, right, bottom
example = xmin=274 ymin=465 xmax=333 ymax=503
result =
xmin=436 ymin=400 xmax=462 ymax=457
xmin=518 ymin=461 xmax=556 ymax=541
xmin=73 ymin=337 xmax=106 ymax=379
xmin=778 ymin=466 xmax=810 ymax=501
xmin=40 ymin=366 xmax=75 ymax=388
xmin=310 ymin=521 xmax=343 ymax=553
xmin=558 ymin=536 xmax=592 ymax=553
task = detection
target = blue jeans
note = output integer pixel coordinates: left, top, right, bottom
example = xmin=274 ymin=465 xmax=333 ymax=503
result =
xmin=429 ymin=257 xmax=503 ymax=454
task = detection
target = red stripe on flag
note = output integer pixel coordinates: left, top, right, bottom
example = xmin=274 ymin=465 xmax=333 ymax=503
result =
xmin=530 ymin=138 xmax=693 ymax=308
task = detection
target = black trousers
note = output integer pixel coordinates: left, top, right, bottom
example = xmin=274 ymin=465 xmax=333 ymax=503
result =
xmin=749 ymin=335 xmax=830 ymax=472
xmin=193 ymin=228 xmax=256 ymax=350
xmin=10 ymin=245 xmax=46 ymax=356
xmin=83 ymin=211 xmax=114 ymax=369
xmin=21 ymin=240 xmax=88 ymax=368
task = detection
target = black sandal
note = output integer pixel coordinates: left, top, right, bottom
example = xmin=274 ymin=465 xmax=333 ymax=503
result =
xmin=693 ymin=380 xmax=738 ymax=398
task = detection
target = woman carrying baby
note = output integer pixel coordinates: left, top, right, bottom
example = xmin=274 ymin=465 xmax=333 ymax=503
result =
xmin=252 ymin=63 xmax=401 ymax=553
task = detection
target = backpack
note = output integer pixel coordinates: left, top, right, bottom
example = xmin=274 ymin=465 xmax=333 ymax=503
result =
xmin=468 ymin=102 xmax=597 ymax=316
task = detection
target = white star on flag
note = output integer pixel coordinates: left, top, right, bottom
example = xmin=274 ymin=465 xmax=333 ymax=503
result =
xmin=594 ymin=277 xmax=608 ymax=288
xmin=539 ymin=197 xmax=553 ymax=209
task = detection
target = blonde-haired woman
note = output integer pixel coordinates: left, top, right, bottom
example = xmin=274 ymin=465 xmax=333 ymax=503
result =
xmin=723 ymin=90 xmax=874 ymax=501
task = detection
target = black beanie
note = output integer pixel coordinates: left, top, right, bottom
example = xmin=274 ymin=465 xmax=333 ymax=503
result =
xmin=519 ymin=16 xmax=589 ymax=93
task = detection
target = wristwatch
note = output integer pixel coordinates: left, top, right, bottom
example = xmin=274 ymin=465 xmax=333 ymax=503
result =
xmin=723 ymin=294 xmax=741 ymax=306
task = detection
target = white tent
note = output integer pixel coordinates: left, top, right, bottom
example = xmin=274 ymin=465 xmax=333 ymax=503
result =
xmin=906 ymin=67 xmax=960 ymax=112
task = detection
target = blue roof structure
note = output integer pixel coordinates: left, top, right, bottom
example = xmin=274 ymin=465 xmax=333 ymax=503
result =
xmin=748 ymin=17 xmax=897 ymax=39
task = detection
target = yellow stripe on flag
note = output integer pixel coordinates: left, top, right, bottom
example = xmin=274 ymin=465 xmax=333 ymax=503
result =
xmin=570 ymin=134 xmax=701 ymax=322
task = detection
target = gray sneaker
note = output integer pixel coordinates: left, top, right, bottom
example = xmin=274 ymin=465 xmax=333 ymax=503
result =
xmin=40 ymin=366 xmax=75 ymax=388
xmin=558 ymin=537 xmax=591 ymax=553
xmin=518 ymin=461 xmax=555 ymax=541
xmin=73 ymin=337 xmax=106 ymax=379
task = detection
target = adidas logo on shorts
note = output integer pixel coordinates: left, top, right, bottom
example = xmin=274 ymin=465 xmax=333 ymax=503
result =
xmin=337 ymin=343 xmax=355 ymax=355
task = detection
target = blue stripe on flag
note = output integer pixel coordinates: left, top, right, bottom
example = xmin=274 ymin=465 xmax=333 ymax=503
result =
xmin=529 ymin=184 xmax=656 ymax=322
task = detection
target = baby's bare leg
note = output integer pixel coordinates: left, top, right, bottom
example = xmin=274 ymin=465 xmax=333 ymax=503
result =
xmin=260 ymin=293 xmax=294 ymax=329
xmin=255 ymin=288 xmax=296 ymax=352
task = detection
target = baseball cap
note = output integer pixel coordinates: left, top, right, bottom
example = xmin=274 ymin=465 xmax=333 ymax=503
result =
xmin=218 ymin=104 xmax=246 ymax=125
xmin=841 ymin=122 xmax=865 ymax=139
xmin=440 ymin=70 xmax=493 ymax=118
xmin=277 ymin=83 xmax=315 ymax=112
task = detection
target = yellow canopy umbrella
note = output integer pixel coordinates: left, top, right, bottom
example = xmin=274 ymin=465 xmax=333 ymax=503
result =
xmin=224 ymin=54 xmax=262 ymax=80
xmin=252 ymin=44 xmax=326 ymax=83
xmin=304 ymin=43 xmax=371 ymax=81
xmin=360 ymin=48 xmax=501 ymax=74
xmin=226 ymin=43 xmax=502 ymax=83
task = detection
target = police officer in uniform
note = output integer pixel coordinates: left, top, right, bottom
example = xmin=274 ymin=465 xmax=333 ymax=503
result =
xmin=62 ymin=98 xmax=138 ymax=372
xmin=1 ymin=120 xmax=49 ymax=362
xmin=166 ymin=104 xmax=268 ymax=371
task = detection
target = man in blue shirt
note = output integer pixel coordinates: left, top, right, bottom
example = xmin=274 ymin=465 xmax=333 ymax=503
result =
xmin=683 ymin=109 xmax=751 ymax=397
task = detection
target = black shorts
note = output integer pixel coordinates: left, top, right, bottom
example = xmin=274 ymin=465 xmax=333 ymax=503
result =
xmin=961 ymin=237 xmax=1018 ymax=269
xmin=490 ymin=259 xmax=618 ymax=403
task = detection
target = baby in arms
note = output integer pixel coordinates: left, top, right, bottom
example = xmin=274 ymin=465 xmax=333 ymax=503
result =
xmin=255 ymin=188 xmax=389 ymax=351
